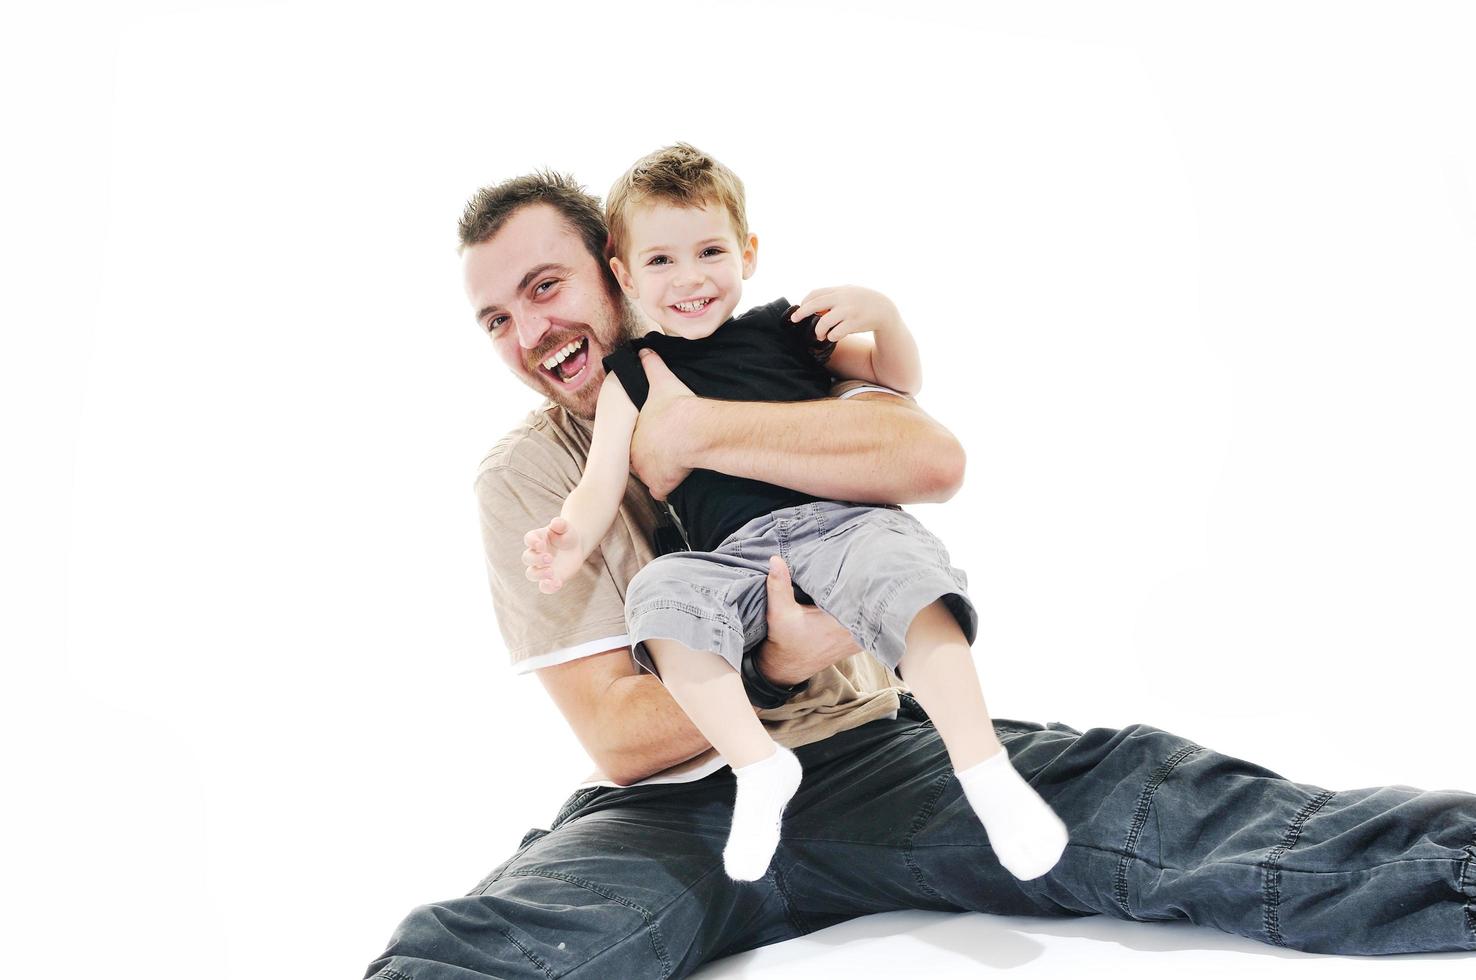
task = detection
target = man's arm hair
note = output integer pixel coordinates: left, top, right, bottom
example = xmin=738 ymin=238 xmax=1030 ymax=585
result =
xmin=532 ymin=553 xmax=860 ymax=785
xmin=678 ymin=391 xmax=965 ymax=504
xmin=535 ymin=647 xmax=711 ymax=786
xmin=627 ymin=350 xmax=963 ymax=504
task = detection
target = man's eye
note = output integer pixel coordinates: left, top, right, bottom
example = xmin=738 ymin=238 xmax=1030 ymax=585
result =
xmin=487 ymin=315 xmax=508 ymax=332
xmin=535 ymin=279 xmax=557 ymax=294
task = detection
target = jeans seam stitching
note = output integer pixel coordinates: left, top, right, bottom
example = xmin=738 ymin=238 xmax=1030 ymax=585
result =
xmin=503 ymin=868 xmax=673 ymax=978
xmin=769 ymin=862 xmax=812 ymax=936
xmin=797 ymin=835 xmax=1456 ymax=873
xmin=498 ymin=927 xmax=558 ymax=980
xmin=1261 ymin=789 xmax=1336 ymax=948
xmin=1462 ymin=829 xmax=1476 ymax=944
xmin=902 ymin=771 xmax=955 ymax=904
xmin=1114 ymin=743 xmax=1202 ymax=919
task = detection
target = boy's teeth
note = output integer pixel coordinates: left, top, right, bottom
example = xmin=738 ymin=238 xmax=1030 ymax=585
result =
xmin=675 ymin=299 xmax=710 ymax=313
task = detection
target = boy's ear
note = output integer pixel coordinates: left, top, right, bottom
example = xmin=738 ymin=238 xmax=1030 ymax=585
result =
xmin=741 ymin=233 xmax=759 ymax=279
xmin=609 ymin=255 xmax=638 ymax=297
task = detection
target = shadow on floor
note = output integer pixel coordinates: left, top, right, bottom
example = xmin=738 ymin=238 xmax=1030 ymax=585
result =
xmin=693 ymin=909 xmax=1475 ymax=976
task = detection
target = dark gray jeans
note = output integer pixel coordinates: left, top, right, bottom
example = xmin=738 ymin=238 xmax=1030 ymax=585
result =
xmin=365 ymin=698 xmax=1476 ymax=977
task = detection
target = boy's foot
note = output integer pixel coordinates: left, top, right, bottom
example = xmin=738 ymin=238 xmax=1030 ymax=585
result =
xmin=724 ymin=745 xmax=803 ymax=880
xmin=956 ymin=748 xmax=1069 ymax=880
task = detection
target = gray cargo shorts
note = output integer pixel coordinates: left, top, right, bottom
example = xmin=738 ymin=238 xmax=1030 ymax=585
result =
xmin=625 ymin=501 xmax=977 ymax=676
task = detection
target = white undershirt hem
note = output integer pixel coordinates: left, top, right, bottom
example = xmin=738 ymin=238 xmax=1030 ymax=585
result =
xmin=512 ymin=634 xmax=630 ymax=674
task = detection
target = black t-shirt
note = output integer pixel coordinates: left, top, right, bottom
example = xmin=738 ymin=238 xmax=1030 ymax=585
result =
xmin=602 ymin=297 xmax=836 ymax=552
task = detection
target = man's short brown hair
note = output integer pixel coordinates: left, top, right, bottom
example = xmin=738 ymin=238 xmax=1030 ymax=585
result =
xmin=605 ymin=143 xmax=748 ymax=263
xmin=458 ymin=171 xmax=616 ymax=293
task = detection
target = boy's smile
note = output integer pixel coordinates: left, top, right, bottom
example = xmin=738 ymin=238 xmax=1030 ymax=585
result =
xmin=611 ymin=202 xmax=758 ymax=340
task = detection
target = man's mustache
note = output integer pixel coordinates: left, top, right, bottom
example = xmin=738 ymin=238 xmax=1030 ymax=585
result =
xmin=528 ymin=325 xmax=590 ymax=370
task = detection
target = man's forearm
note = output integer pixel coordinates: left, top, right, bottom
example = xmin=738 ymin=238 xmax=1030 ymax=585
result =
xmin=685 ymin=394 xmax=964 ymax=504
xmin=594 ymin=673 xmax=715 ymax=785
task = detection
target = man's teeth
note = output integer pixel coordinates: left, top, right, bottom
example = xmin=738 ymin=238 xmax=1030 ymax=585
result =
xmin=541 ymin=339 xmax=584 ymax=371
xmin=674 ymin=299 xmax=712 ymax=313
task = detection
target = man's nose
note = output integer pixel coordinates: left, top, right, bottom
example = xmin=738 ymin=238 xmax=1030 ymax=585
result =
xmin=515 ymin=310 xmax=551 ymax=349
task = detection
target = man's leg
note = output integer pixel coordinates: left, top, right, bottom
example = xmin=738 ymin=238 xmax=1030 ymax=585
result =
xmin=363 ymin=778 xmax=801 ymax=979
xmin=778 ymin=701 xmax=1476 ymax=955
xmin=644 ymin=636 xmax=803 ymax=881
xmin=896 ymin=599 xmax=1069 ymax=881
xmin=625 ymin=545 xmax=806 ymax=882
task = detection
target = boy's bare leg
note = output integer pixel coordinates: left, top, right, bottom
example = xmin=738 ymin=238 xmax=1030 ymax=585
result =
xmin=646 ymin=638 xmax=802 ymax=880
xmin=898 ymin=599 xmax=1069 ymax=880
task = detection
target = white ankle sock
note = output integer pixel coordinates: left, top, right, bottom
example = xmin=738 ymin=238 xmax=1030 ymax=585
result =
xmin=955 ymin=748 xmax=1069 ymax=880
xmin=724 ymin=745 xmax=803 ymax=881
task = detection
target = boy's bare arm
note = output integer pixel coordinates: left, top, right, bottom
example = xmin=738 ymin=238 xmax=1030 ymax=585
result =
xmin=630 ymin=350 xmax=964 ymax=506
xmin=524 ymin=376 xmax=640 ymax=591
xmin=792 ymin=285 xmax=923 ymax=395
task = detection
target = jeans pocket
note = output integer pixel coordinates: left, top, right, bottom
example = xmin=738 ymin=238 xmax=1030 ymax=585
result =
xmin=897 ymin=692 xmax=930 ymax=722
xmin=552 ymin=786 xmax=605 ymax=829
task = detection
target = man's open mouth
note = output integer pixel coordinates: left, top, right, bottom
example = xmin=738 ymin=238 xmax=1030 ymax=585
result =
xmin=671 ymin=298 xmax=715 ymax=316
xmin=540 ymin=336 xmax=590 ymax=385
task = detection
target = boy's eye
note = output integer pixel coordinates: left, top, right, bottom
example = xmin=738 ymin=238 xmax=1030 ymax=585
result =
xmin=647 ymin=255 xmax=670 ymax=267
xmin=701 ymin=247 xmax=725 ymax=258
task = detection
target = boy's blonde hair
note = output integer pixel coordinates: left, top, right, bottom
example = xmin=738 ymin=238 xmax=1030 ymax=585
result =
xmin=605 ymin=143 xmax=748 ymax=262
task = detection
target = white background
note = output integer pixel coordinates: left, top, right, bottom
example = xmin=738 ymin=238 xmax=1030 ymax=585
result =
xmin=4 ymin=2 xmax=1473 ymax=977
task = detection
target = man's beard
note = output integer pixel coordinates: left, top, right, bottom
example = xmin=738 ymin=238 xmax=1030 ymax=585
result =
xmin=614 ymin=295 xmax=644 ymax=344
xmin=542 ymin=295 xmax=642 ymax=421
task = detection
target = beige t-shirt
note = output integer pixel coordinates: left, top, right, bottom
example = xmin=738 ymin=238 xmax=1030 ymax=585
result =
xmin=475 ymin=385 xmax=906 ymax=786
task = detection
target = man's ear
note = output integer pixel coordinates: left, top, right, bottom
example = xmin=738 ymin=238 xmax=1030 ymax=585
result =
xmin=742 ymin=233 xmax=759 ymax=279
xmin=609 ymin=255 xmax=638 ymax=298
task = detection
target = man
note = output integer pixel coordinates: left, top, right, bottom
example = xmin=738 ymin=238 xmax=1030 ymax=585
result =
xmin=365 ymin=172 xmax=1476 ymax=978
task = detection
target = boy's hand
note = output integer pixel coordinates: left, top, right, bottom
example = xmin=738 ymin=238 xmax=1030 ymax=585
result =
xmin=790 ymin=285 xmax=904 ymax=343
xmin=522 ymin=517 xmax=583 ymax=594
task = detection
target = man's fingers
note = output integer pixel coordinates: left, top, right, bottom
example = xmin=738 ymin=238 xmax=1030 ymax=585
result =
xmin=764 ymin=555 xmax=795 ymax=607
xmin=638 ymin=348 xmax=675 ymax=381
xmin=638 ymin=348 xmax=696 ymax=396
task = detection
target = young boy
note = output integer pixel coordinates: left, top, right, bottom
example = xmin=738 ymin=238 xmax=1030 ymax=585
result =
xmin=522 ymin=144 xmax=1068 ymax=882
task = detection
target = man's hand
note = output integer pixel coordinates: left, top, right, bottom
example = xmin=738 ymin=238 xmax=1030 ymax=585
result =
xmin=629 ymin=349 xmax=699 ymax=500
xmin=522 ymin=517 xmax=583 ymax=594
xmin=756 ymin=556 xmax=862 ymax=686
xmin=790 ymin=285 xmax=904 ymax=343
